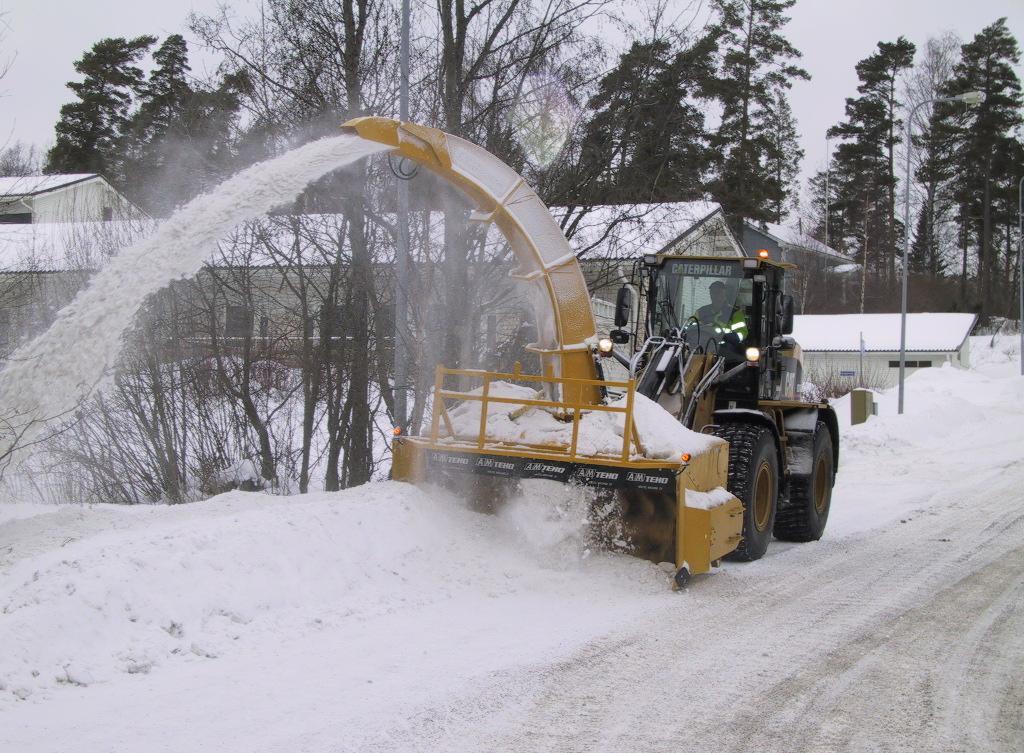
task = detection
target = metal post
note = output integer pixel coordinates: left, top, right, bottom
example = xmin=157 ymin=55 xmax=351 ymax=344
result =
xmin=394 ymin=0 xmax=411 ymax=431
xmin=899 ymin=92 xmax=984 ymax=414
xmin=859 ymin=331 xmax=864 ymax=389
xmin=898 ymin=103 xmax=919 ymax=414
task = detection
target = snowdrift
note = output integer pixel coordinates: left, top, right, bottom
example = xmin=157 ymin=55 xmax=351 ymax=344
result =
xmin=0 ymin=482 xmax=664 ymax=705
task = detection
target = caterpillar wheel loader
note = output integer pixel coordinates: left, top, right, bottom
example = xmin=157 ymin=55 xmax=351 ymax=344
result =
xmin=342 ymin=116 xmax=838 ymax=587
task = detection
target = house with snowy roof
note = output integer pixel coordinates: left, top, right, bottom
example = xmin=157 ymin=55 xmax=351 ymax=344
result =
xmin=792 ymin=312 xmax=978 ymax=390
xmin=562 ymin=201 xmax=850 ymax=320
xmin=0 ymin=174 xmax=146 ymax=353
xmin=0 ymin=174 xmax=136 ymax=225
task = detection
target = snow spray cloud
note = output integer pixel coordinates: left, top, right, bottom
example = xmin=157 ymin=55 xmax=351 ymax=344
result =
xmin=0 ymin=134 xmax=388 ymax=460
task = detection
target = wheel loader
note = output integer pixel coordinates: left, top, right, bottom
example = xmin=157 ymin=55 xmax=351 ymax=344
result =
xmin=342 ymin=116 xmax=839 ymax=586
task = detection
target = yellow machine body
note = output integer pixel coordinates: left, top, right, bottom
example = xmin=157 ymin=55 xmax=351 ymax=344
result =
xmin=344 ymin=117 xmax=744 ymax=577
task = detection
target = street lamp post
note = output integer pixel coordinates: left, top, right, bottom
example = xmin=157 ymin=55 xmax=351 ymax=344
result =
xmin=899 ymin=90 xmax=985 ymax=414
xmin=394 ymin=0 xmax=411 ymax=432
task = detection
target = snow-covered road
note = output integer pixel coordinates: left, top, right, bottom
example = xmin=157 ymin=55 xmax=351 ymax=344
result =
xmin=2 ymin=337 xmax=1022 ymax=752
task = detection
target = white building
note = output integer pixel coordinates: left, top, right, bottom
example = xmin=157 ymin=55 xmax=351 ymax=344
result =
xmin=792 ymin=313 xmax=978 ymax=390
xmin=0 ymin=174 xmax=146 ymax=354
xmin=0 ymin=174 xmax=135 ymax=224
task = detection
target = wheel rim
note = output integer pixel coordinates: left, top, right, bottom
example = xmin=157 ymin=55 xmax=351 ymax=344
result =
xmin=753 ymin=461 xmax=773 ymax=531
xmin=813 ymin=454 xmax=830 ymax=514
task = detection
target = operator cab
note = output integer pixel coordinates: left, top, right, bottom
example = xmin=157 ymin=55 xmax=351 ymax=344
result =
xmin=607 ymin=254 xmax=800 ymax=407
xmin=651 ymin=258 xmax=754 ymax=362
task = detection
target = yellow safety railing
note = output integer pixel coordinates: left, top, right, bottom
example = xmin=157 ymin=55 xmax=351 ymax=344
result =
xmin=427 ymin=362 xmax=645 ymax=463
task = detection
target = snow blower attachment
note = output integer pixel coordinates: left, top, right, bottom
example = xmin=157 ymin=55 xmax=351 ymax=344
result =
xmin=391 ymin=364 xmax=743 ymax=582
xmin=343 ymin=116 xmax=837 ymax=585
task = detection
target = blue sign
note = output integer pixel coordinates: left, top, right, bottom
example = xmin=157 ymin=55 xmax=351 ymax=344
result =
xmin=839 ymin=370 xmax=856 ymax=377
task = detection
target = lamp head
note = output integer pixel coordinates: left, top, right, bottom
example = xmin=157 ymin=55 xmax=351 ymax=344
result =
xmin=955 ymin=91 xmax=985 ymax=106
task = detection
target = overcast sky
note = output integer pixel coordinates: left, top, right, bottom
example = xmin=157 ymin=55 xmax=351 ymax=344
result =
xmin=0 ymin=0 xmax=1020 ymax=199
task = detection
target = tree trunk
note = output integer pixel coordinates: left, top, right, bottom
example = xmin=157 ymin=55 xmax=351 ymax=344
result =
xmin=342 ymin=187 xmax=372 ymax=487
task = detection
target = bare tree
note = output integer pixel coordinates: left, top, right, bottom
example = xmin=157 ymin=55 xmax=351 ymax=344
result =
xmin=0 ymin=142 xmax=39 ymax=175
xmin=193 ymin=0 xmax=396 ymax=490
xmin=0 ymin=9 xmax=13 ymax=92
xmin=903 ymin=32 xmax=961 ymax=280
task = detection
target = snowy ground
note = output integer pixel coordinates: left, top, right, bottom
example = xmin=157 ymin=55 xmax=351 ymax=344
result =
xmin=1 ymin=336 xmax=1022 ymax=752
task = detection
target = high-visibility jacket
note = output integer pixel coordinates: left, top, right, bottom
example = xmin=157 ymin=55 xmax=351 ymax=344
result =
xmin=705 ymin=306 xmax=747 ymax=339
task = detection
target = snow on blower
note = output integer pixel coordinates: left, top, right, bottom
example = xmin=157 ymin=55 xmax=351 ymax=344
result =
xmin=343 ymin=117 xmax=839 ymax=586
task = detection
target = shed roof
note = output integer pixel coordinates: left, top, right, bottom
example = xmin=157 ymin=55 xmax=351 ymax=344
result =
xmin=0 ymin=174 xmax=99 ymax=197
xmin=792 ymin=313 xmax=978 ymax=353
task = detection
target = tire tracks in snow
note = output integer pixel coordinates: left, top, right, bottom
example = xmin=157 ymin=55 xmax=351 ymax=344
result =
xmin=400 ymin=465 xmax=1024 ymax=753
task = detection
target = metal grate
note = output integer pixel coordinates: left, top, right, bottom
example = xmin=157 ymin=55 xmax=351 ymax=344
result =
xmin=427 ymin=362 xmax=645 ymax=463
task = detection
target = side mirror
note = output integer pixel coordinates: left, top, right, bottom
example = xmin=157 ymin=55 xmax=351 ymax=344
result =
xmin=614 ymin=286 xmax=632 ymax=328
xmin=610 ymin=329 xmax=630 ymax=344
xmin=781 ymin=294 xmax=794 ymax=335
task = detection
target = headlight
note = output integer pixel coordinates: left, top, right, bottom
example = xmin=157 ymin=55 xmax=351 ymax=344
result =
xmin=745 ymin=347 xmax=760 ymax=362
xmin=597 ymin=337 xmax=614 ymax=354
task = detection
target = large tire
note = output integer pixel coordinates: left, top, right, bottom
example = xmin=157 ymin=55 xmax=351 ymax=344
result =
xmin=714 ymin=422 xmax=778 ymax=561
xmin=775 ymin=422 xmax=834 ymax=542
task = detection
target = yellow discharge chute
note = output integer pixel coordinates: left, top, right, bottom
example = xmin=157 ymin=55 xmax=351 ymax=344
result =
xmin=342 ymin=116 xmax=600 ymax=405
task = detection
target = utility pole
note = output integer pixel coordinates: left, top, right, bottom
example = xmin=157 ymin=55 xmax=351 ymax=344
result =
xmin=394 ymin=0 xmax=411 ymax=431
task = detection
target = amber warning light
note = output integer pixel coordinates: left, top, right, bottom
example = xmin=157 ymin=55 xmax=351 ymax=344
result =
xmin=392 ymin=427 xmax=402 ymax=436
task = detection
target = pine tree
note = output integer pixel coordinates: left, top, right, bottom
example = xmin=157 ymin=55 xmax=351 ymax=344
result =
xmin=909 ymin=208 xmax=947 ymax=277
xmin=763 ymin=89 xmax=802 ymax=222
xmin=120 ymin=35 xmax=243 ymax=214
xmin=709 ymin=0 xmax=808 ymax=228
xmin=133 ymin=35 xmax=192 ymax=145
xmin=45 ymin=36 xmax=156 ymax=180
xmin=566 ymin=37 xmax=715 ymax=204
xmin=826 ymin=37 xmax=915 ymax=297
xmin=933 ymin=18 xmax=1022 ymax=310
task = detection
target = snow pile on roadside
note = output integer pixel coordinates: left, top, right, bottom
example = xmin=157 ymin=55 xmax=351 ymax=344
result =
xmin=0 ymin=482 xmax=663 ymax=704
xmin=969 ymin=334 xmax=1020 ymax=370
xmin=445 ymin=382 xmax=718 ymax=460
xmin=826 ymin=352 xmax=1024 ymax=537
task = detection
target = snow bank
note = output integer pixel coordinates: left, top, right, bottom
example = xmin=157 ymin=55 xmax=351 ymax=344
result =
xmin=827 ymin=351 xmax=1024 ymax=537
xmin=0 ymin=502 xmax=57 ymax=526
xmin=969 ymin=334 xmax=1020 ymax=370
xmin=0 ymin=482 xmax=665 ymax=705
xmin=445 ymin=383 xmax=718 ymax=461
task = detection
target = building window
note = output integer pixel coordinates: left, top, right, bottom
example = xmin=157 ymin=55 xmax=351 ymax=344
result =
xmin=888 ymin=360 xmax=932 ymax=368
xmin=224 ymin=305 xmax=253 ymax=338
xmin=102 ymin=206 xmax=113 ymax=221
xmin=0 ymin=212 xmax=32 ymax=224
